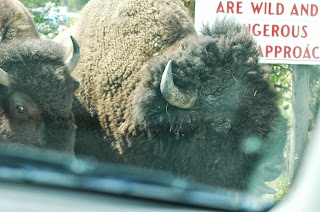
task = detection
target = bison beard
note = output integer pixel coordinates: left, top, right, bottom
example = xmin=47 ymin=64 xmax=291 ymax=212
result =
xmin=61 ymin=0 xmax=288 ymax=192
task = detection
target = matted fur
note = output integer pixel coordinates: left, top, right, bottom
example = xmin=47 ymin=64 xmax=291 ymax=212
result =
xmin=0 ymin=0 xmax=39 ymax=43
xmin=0 ymin=1 xmax=80 ymax=153
xmin=0 ymin=40 xmax=79 ymax=153
xmin=65 ymin=0 xmax=287 ymax=191
xmin=72 ymin=0 xmax=195 ymax=136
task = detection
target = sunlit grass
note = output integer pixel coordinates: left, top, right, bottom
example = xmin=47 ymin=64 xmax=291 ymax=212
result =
xmin=262 ymin=168 xmax=290 ymax=203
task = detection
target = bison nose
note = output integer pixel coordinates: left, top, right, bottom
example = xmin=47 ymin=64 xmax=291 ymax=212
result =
xmin=271 ymin=160 xmax=286 ymax=170
xmin=262 ymin=160 xmax=286 ymax=182
xmin=266 ymin=153 xmax=286 ymax=167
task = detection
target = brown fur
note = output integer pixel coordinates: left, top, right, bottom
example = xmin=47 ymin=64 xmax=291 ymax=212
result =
xmin=0 ymin=0 xmax=39 ymax=43
xmin=0 ymin=40 xmax=79 ymax=154
xmin=71 ymin=0 xmax=195 ymax=143
xmin=54 ymin=0 xmax=287 ymax=192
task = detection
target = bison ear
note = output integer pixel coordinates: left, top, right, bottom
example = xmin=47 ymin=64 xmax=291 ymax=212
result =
xmin=0 ymin=88 xmax=8 ymax=109
xmin=73 ymin=79 xmax=80 ymax=91
xmin=72 ymin=78 xmax=80 ymax=91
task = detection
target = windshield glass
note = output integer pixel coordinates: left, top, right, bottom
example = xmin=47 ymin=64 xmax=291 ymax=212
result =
xmin=0 ymin=0 xmax=318 ymax=210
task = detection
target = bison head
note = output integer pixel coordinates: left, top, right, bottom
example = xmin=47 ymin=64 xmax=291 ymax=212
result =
xmin=130 ymin=20 xmax=287 ymax=190
xmin=0 ymin=37 xmax=80 ymax=154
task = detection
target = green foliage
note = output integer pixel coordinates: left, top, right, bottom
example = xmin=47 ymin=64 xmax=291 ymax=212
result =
xmin=270 ymin=64 xmax=320 ymax=131
xmin=264 ymin=170 xmax=290 ymax=202
xmin=180 ymin=0 xmax=195 ymax=20
xmin=67 ymin=0 xmax=88 ymax=12
xmin=269 ymin=64 xmax=292 ymax=120
xmin=308 ymin=66 xmax=320 ymax=130
xmin=19 ymin=0 xmax=60 ymax=8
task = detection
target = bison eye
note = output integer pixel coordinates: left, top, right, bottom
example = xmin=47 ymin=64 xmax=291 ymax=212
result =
xmin=211 ymin=119 xmax=232 ymax=134
xmin=213 ymin=119 xmax=227 ymax=126
xmin=15 ymin=103 xmax=28 ymax=116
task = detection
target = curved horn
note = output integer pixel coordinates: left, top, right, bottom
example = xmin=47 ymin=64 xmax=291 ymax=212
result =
xmin=65 ymin=36 xmax=80 ymax=73
xmin=0 ymin=68 xmax=9 ymax=87
xmin=160 ymin=60 xmax=198 ymax=109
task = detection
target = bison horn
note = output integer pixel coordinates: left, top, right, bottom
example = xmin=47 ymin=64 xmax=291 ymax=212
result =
xmin=0 ymin=68 xmax=9 ymax=87
xmin=160 ymin=60 xmax=198 ymax=109
xmin=65 ymin=36 xmax=80 ymax=73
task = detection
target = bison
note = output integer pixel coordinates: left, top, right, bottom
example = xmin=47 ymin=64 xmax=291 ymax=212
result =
xmin=0 ymin=21 xmax=81 ymax=155
xmin=0 ymin=0 xmax=82 ymax=154
xmin=0 ymin=0 xmax=39 ymax=43
xmin=53 ymin=0 xmax=288 ymax=193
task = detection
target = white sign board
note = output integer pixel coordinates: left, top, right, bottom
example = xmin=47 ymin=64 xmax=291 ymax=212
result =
xmin=195 ymin=0 xmax=320 ymax=64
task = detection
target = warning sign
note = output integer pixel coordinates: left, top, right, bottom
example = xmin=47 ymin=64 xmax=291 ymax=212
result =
xmin=195 ymin=0 xmax=320 ymax=64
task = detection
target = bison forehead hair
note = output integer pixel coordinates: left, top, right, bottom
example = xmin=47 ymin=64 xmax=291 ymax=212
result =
xmin=132 ymin=19 xmax=278 ymax=139
xmin=0 ymin=39 xmax=80 ymax=153
xmin=0 ymin=40 xmax=78 ymax=111
xmin=0 ymin=39 xmax=66 ymax=63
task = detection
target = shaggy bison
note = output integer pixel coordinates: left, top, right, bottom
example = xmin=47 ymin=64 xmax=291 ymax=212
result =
xmin=0 ymin=0 xmax=82 ymax=154
xmin=0 ymin=5 xmax=81 ymax=154
xmin=0 ymin=0 xmax=39 ymax=43
xmin=0 ymin=38 xmax=80 ymax=153
xmin=57 ymin=0 xmax=286 ymax=192
xmin=54 ymin=0 xmax=288 ymax=192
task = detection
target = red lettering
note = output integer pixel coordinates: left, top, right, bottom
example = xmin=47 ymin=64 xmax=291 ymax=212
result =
xmin=252 ymin=24 xmax=261 ymax=36
xmin=293 ymin=47 xmax=302 ymax=58
xmin=266 ymin=46 xmax=273 ymax=57
xmin=303 ymin=47 xmax=311 ymax=59
xmin=272 ymin=25 xmax=279 ymax=37
xmin=248 ymin=24 xmax=308 ymax=39
xmin=264 ymin=3 xmax=267 ymax=14
xmin=227 ymin=1 xmax=234 ymax=13
xmin=289 ymin=4 xmax=318 ymax=16
xmin=281 ymin=25 xmax=290 ymax=37
xmin=311 ymin=4 xmax=318 ymax=16
xmin=259 ymin=46 xmax=264 ymax=57
xmin=301 ymin=4 xmax=309 ymax=16
xmin=302 ymin=26 xmax=308 ymax=38
xmin=251 ymin=2 xmax=263 ymax=14
xmin=263 ymin=25 xmax=270 ymax=36
xmin=312 ymin=47 xmax=319 ymax=59
xmin=275 ymin=46 xmax=282 ymax=58
xmin=268 ymin=3 xmax=274 ymax=15
xmin=216 ymin=1 xmax=225 ymax=13
xmin=284 ymin=46 xmax=291 ymax=58
xmin=277 ymin=3 xmax=284 ymax=15
xmin=258 ymin=45 xmax=320 ymax=60
xmin=291 ymin=4 xmax=299 ymax=16
xmin=292 ymin=26 xmax=300 ymax=38
xmin=237 ymin=2 xmax=243 ymax=14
